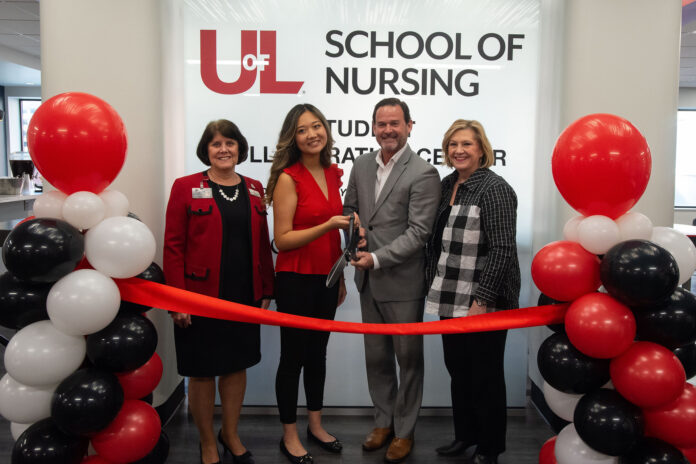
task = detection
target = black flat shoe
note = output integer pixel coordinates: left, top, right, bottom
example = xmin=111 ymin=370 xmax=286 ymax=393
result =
xmin=435 ymin=439 xmax=473 ymax=456
xmin=200 ymin=443 xmax=221 ymax=464
xmin=471 ymin=453 xmax=499 ymax=464
xmin=218 ymin=430 xmax=254 ymax=464
xmin=307 ymin=426 xmax=343 ymax=453
xmin=280 ymin=439 xmax=314 ymax=464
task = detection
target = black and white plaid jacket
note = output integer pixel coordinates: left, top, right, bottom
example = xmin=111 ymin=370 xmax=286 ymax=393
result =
xmin=425 ymin=168 xmax=520 ymax=317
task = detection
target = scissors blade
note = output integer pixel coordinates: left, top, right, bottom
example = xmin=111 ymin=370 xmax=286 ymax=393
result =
xmin=326 ymin=252 xmax=348 ymax=287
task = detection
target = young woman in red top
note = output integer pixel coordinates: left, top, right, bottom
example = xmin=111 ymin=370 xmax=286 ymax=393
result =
xmin=266 ymin=104 xmax=351 ymax=464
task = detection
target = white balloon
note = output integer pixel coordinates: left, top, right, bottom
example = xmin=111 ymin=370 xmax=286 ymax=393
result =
xmin=99 ymin=189 xmax=130 ymax=218
xmin=47 ymin=269 xmax=120 ymax=336
xmin=555 ymin=423 xmax=619 ymax=464
xmin=32 ymin=191 xmax=67 ymax=219
xmin=85 ymin=216 xmax=156 ymax=278
xmin=62 ymin=191 xmax=105 ymax=230
xmin=563 ymin=216 xmax=585 ymax=242
xmin=0 ymin=374 xmax=56 ymax=424
xmin=543 ymin=381 xmax=583 ymax=422
xmin=4 ymin=320 xmax=86 ymax=387
xmin=651 ymin=226 xmax=696 ymax=285
xmin=615 ymin=211 xmax=653 ymax=241
xmin=11 ymin=422 xmax=32 ymax=441
xmin=577 ymin=215 xmax=621 ymax=255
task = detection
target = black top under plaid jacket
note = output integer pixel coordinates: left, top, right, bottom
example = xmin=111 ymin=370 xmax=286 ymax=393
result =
xmin=425 ymin=168 xmax=520 ymax=317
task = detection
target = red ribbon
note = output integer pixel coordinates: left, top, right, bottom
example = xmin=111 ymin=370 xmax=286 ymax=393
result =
xmin=116 ymin=278 xmax=567 ymax=335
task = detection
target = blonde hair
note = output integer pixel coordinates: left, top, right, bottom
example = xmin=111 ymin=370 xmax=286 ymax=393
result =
xmin=265 ymin=104 xmax=334 ymax=205
xmin=441 ymin=119 xmax=494 ymax=169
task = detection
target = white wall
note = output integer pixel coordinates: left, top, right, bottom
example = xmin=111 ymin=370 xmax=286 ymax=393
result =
xmin=39 ymin=0 xmax=179 ymax=407
xmin=675 ymin=87 xmax=696 ymax=226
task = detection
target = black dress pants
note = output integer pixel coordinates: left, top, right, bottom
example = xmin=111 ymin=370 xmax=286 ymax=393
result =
xmin=441 ymin=325 xmax=508 ymax=455
xmin=275 ymin=272 xmax=339 ymax=424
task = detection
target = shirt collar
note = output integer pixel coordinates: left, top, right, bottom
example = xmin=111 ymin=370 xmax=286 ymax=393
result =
xmin=376 ymin=144 xmax=409 ymax=168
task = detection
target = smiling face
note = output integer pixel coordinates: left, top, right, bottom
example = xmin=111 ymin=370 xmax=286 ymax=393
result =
xmin=295 ymin=110 xmax=328 ymax=156
xmin=373 ymin=105 xmax=412 ymax=159
xmin=207 ymin=132 xmax=239 ymax=172
xmin=447 ymin=128 xmax=483 ymax=179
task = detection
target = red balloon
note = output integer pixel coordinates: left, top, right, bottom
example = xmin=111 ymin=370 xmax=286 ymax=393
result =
xmin=552 ymin=114 xmax=651 ymax=219
xmin=539 ymin=436 xmax=557 ymax=464
xmin=531 ymin=241 xmax=601 ymax=302
xmin=17 ymin=215 xmax=35 ymax=227
xmin=644 ymin=383 xmax=696 ymax=448
xmin=611 ymin=341 xmax=686 ymax=408
xmin=27 ymin=92 xmax=127 ymax=194
xmin=91 ymin=400 xmax=161 ymax=463
xmin=680 ymin=446 xmax=696 ymax=463
xmin=565 ymin=293 xmax=636 ymax=359
xmin=116 ymin=352 xmax=163 ymax=400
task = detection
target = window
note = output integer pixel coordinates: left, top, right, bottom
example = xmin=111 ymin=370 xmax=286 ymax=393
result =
xmin=676 ymin=109 xmax=696 ymax=208
xmin=19 ymin=99 xmax=41 ymax=153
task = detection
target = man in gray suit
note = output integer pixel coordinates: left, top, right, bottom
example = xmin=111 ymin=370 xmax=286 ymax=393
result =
xmin=344 ymin=98 xmax=441 ymax=463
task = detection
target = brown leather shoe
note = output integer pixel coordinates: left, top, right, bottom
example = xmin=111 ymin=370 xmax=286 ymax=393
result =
xmin=385 ymin=437 xmax=413 ymax=463
xmin=362 ymin=427 xmax=394 ymax=451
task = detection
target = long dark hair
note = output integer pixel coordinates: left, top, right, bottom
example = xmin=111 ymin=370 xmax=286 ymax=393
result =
xmin=265 ymin=104 xmax=334 ymax=205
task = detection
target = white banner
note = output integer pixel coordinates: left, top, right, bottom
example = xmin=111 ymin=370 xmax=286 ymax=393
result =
xmin=172 ymin=0 xmax=540 ymax=407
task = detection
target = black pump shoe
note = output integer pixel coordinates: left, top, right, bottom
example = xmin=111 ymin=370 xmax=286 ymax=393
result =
xmin=200 ymin=443 xmax=221 ymax=464
xmin=435 ymin=439 xmax=474 ymax=456
xmin=307 ymin=426 xmax=343 ymax=453
xmin=280 ymin=439 xmax=314 ymax=463
xmin=218 ymin=430 xmax=254 ymax=464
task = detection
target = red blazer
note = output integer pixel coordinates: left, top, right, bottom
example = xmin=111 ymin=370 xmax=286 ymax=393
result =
xmin=163 ymin=171 xmax=274 ymax=302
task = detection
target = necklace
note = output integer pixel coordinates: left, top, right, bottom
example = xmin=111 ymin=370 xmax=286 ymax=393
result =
xmin=208 ymin=170 xmax=240 ymax=202
xmin=217 ymin=184 xmax=239 ymax=202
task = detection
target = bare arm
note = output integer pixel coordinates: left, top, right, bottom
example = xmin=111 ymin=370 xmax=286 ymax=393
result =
xmin=273 ymin=172 xmax=350 ymax=252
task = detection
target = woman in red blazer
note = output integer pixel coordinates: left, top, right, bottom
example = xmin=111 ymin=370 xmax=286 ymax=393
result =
xmin=164 ymin=120 xmax=273 ymax=464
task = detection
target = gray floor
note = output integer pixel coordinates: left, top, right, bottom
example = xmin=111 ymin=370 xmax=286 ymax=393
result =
xmin=161 ymin=403 xmax=554 ymax=464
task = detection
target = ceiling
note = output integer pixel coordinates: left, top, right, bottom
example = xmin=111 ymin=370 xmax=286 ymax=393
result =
xmin=0 ymin=1 xmax=693 ymax=88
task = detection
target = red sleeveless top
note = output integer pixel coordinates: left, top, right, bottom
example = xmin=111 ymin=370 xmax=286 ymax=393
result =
xmin=275 ymin=162 xmax=343 ymax=275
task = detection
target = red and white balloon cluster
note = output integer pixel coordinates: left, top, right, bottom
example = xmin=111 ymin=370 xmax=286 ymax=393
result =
xmin=0 ymin=93 xmax=167 ymax=464
xmin=533 ymin=114 xmax=696 ymax=464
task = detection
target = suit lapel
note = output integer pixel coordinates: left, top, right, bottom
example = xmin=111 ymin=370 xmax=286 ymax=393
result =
xmin=371 ymin=148 xmax=411 ymax=220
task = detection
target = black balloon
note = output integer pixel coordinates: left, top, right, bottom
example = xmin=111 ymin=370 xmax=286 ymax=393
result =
xmin=132 ymin=430 xmax=170 ymax=464
xmin=538 ymin=293 xmax=565 ymax=333
xmin=537 ymin=332 xmax=610 ymax=393
xmin=2 ymin=218 xmax=84 ymax=283
xmin=635 ymin=287 xmax=696 ymax=350
xmin=87 ymin=314 xmax=158 ymax=372
xmin=127 ymin=211 xmax=141 ymax=221
xmin=0 ymin=272 xmax=51 ymax=329
xmin=600 ymin=240 xmax=679 ymax=307
xmin=619 ymin=437 xmax=688 ymax=464
xmin=119 ymin=262 xmax=165 ymax=314
xmin=12 ymin=418 xmax=88 ymax=464
xmin=140 ymin=392 xmax=154 ymax=405
xmin=674 ymin=340 xmax=696 ymax=380
xmin=51 ymin=368 xmax=124 ymax=436
xmin=574 ymin=388 xmax=644 ymax=456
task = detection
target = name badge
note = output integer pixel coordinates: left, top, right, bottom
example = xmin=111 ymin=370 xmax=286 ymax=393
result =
xmin=192 ymin=188 xmax=212 ymax=199
xmin=249 ymin=188 xmax=261 ymax=198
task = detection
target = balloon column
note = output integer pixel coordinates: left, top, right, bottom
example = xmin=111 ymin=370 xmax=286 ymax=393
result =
xmin=534 ymin=114 xmax=696 ymax=464
xmin=0 ymin=92 xmax=168 ymax=464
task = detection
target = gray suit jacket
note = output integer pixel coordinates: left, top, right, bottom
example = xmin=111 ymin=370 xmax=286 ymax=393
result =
xmin=343 ymin=145 xmax=441 ymax=302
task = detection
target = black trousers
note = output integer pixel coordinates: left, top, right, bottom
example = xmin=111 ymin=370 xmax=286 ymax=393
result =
xmin=275 ymin=272 xmax=339 ymax=424
xmin=441 ymin=325 xmax=508 ymax=455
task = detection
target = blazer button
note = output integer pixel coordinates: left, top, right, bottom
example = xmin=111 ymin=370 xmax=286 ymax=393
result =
xmin=368 ymin=226 xmax=374 ymax=231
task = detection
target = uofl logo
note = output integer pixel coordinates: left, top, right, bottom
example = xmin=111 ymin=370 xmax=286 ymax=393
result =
xmin=200 ymin=30 xmax=304 ymax=94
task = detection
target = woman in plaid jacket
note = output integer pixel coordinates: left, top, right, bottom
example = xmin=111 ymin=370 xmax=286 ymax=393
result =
xmin=425 ymin=119 xmax=520 ymax=464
